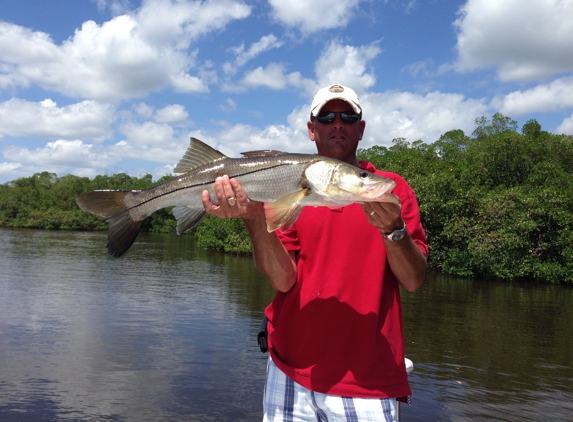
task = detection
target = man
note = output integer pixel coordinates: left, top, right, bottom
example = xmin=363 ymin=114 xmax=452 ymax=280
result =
xmin=202 ymin=84 xmax=428 ymax=421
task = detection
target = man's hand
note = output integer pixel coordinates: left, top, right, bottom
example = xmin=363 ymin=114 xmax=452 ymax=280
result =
xmin=202 ymin=175 xmax=264 ymax=221
xmin=202 ymin=175 xmax=297 ymax=292
xmin=361 ymin=194 xmax=404 ymax=234
xmin=361 ymin=194 xmax=426 ymax=291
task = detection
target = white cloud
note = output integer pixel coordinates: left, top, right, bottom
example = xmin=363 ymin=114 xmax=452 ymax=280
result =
xmin=495 ymin=76 xmax=573 ymax=116
xmin=287 ymin=105 xmax=312 ymax=134
xmin=241 ymin=63 xmax=305 ymax=90
xmin=4 ymin=140 xmax=112 ymax=169
xmin=119 ymin=121 xmax=176 ymax=147
xmin=226 ymin=40 xmax=381 ymax=97
xmin=269 ymin=0 xmax=363 ymax=34
xmin=313 ymin=41 xmax=381 ymax=95
xmin=0 ymin=162 xmax=22 ymax=174
xmin=133 ymin=102 xmax=155 ymax=118
xmin=1 ymin=132 xmax=189 ymax=181
xmin=359 ymin=90 xmax=489 ymax=145
xmin=0 ymin=98 xmax=114 ymax=141
xmin=0 ymin=0 xmax=251 ymax=101
xmin=131 ymin=102 xmax=190 ymax=124
xmin=0 ymin=138 xmax=154 ymax=180
xmin=230 ymin=34 xmax=283 ymax=69
xmin=170 ymin=72 xmax=209 ymax=94
xmin=154 ymin=104 xmax=189 ymax=125
xmin=135 ymin=0 xmax=250 ymax=49
xmin=91 ymin=0 xmax=131 ymax=15
xmin=402 ymin=59 xmax=436 ymax=78
xmin=405 ymin=0 xmax=417 ymax=14
xmin=454 ymin=0 xmax=573 ymax=81
xmin=219 ymin=98 xmax=237 ymax=112
xmin=190 ymin=123 xmax=310 ymax=158
xmin=556 ymin=114 xmax=573 ymax=135
xmin=109 ymin=140 xmax=187 ymax=166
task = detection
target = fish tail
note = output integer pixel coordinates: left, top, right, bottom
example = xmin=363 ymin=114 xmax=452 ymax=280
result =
xmin=76 ymin=191 xmax=144 ymax=258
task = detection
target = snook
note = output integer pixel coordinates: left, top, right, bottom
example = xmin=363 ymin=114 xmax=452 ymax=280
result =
xmin=76 ymin=138 xmax=397 ymax=257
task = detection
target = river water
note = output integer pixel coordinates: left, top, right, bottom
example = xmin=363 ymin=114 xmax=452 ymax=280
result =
xmin=0 ymin=228 xmax=571 ymax=421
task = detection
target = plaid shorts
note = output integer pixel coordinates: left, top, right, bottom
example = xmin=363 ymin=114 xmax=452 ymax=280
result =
xmin=263 ymin=356 xmax=397 ymax=422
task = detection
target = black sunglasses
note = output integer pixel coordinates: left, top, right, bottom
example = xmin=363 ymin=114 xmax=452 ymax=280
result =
xmin=314 ymin=112 xmax=361 ymax=124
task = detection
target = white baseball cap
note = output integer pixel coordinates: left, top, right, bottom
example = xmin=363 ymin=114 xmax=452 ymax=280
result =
xmin=310 ymin=84 xmax=362 ymax=117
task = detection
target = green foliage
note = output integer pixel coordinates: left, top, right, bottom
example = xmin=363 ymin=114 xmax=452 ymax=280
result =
xmin=0 ymin=172 xmax=176 ymax=232
xmin=0 ymin=171 xmax=252 ymax=254
xmin=359 ymin=113 xmax=573 ymax=284
xmin=472 ymin=112 xmax=518 ymax=138
xmin=2 ymin=112 xmax=572 ymax=283
xmin=193 ymin=215 xmax=252 ymax=254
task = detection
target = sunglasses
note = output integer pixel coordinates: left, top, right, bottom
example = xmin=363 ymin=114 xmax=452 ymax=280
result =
xmin=314 ymin=112 xmax=361 ymax=124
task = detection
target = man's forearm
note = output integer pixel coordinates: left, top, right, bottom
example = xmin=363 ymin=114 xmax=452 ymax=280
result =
xmin=383 ymin=233 xmax=427 ymax=292
xmin=201 ymin=176 xmax=297 ymax=292
xmin=244 ymin=208 xmax=297 ymax=293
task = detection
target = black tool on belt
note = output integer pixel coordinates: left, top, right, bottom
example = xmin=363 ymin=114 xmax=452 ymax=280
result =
xmin=257 ymin=315 xmax=269 ymax=353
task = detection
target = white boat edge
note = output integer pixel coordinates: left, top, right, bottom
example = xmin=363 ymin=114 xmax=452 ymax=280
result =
xmin=405 ymin=358 xmax=414 ymax=374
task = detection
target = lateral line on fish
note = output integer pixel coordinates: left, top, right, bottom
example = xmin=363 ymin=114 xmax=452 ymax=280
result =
xmin=113 ymin=161 xmax=311 ymax=214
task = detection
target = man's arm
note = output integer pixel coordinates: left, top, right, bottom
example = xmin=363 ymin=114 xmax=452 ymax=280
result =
xmin=243 ymin=210 xmax=298 ymax=293
xmin=362 ymin=200 xmax=427 ymax=292
xmin=201 ymin=176 xmax=297 ymax=292
xmin=382 ymin=232 xmax=427 ymax=292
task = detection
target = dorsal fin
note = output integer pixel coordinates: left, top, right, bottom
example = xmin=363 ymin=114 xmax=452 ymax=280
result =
xmin=174 ymin=137 xmax=228 ymax=174
xmin=240 ymin=150 xmax=289 ymax=157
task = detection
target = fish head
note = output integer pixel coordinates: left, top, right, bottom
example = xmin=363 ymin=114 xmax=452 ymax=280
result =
xmin=304 ymin=159 xmax=396 ymax=203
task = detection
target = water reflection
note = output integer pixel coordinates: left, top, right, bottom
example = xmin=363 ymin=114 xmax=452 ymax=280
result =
xmin=401 ymin=273 xmax=573 ymax=421
xmin=0 ymin=229 xmax=572 ymax=421
xmin=0 ymin=229 xmax=274 ymax=421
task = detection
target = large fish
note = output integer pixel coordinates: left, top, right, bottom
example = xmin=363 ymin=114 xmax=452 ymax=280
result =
xmin=76 ymin=137 xmax=398 ymax=257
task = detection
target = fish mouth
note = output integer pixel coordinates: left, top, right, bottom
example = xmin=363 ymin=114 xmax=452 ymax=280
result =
xmin=360 ymin=180 xmax=396 ymax=199
xmin=333 ymin=180 xmax=395 ymax=202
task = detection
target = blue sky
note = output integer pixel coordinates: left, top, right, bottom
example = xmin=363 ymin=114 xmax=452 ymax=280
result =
xmin=1 ymin=0 xmax=572 ymax=183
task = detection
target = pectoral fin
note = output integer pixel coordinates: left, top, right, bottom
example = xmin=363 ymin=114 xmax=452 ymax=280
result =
xmin=264 ymin=188 xmax=310 ymax=232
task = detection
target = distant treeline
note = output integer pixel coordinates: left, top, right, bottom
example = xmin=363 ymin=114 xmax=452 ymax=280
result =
xmin=1 ymin=113 xmax=571 ymax=284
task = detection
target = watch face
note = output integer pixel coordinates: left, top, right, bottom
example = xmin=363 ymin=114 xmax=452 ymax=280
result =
xmin=389 ymin=227 xmax=406 ymax=241
xmin=383 ymin=224 xmax=406 ymax=242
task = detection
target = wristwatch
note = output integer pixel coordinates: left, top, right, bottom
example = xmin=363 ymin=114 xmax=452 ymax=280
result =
xmin=382 ymin=223 xmax=407 ymax=242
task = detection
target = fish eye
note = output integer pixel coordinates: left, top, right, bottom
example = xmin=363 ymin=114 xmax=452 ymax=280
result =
xmin=359 ymin=171 xmax=368 ymax=178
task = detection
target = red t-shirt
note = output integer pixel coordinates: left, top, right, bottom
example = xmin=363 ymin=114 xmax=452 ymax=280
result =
xmin=265 ymin=161 xmax=428 ymax=399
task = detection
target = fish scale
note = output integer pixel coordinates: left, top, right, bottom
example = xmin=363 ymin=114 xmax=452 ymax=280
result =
xmin=123 ymin=157 xmax=315 ymax=221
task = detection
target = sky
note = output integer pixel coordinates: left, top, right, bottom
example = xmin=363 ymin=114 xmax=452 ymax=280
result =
xmin=1 ymin=0 xmax=572 ymax=184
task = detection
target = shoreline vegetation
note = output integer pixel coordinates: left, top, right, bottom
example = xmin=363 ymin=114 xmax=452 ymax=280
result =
xmin=1 ymin=114 xmax=571 ymax=284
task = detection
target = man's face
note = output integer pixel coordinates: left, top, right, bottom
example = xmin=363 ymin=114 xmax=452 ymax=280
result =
xmin=307 ymin=99 xmax=366 ymax=165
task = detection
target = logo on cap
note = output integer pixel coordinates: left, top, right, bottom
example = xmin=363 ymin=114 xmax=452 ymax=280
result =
xmin=329 ymin=84 xmax=344 ymax=93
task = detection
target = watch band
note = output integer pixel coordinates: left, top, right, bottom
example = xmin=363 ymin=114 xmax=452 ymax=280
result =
xmin=381 ymin=223 xmax=407 ymax=242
